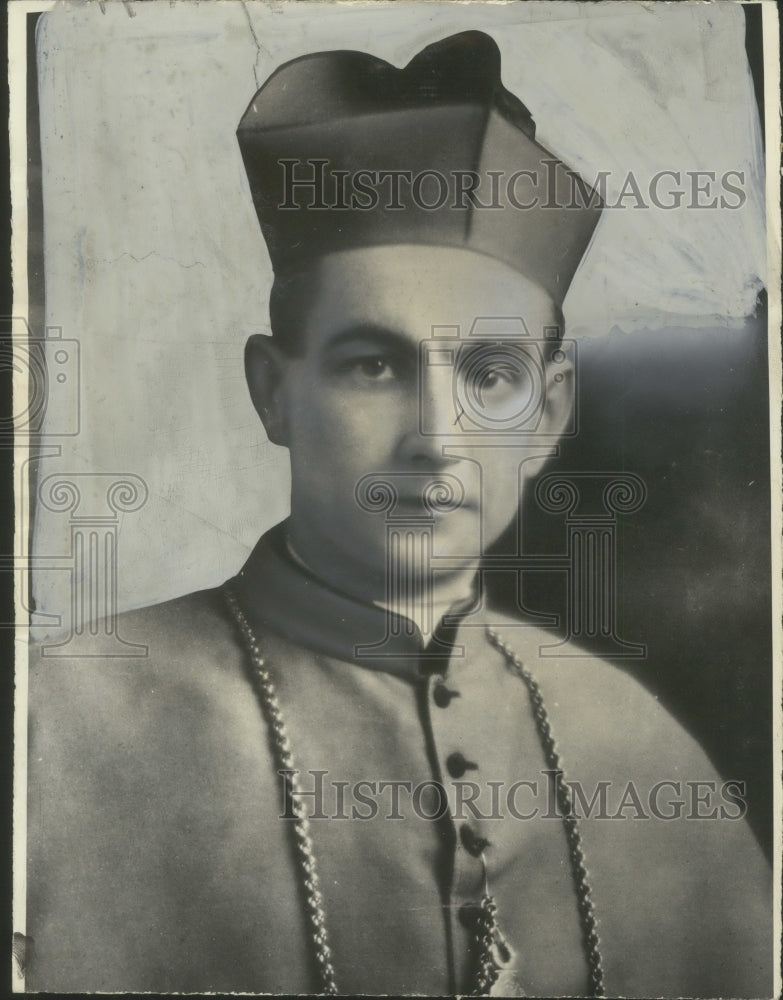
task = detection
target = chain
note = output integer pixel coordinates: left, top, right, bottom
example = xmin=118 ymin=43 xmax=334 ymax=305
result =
xmin=225 ymin=586 xmax=338 ymax=995
xmin=468 ymin=892 xmax=517 ymax=995
xmin=226 ymin=584 xmax=604 ymax=997
xmin=485 ymin=627 xmax=606 ymax=998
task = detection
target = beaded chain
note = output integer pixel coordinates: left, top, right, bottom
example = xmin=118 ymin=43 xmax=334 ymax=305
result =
xmin=226 ymin=585 xmax=604 ymax=997
xmin=485 ymin=627 xmax=605 ymax=998
xmin=469 ymin=893 xmax=514 ymax=995
xmin=226 ymin=587 xmax=339 ymax=994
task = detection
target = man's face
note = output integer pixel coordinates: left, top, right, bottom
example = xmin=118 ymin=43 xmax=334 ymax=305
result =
xmin=247 ymin=245 xmax=569 ymax=595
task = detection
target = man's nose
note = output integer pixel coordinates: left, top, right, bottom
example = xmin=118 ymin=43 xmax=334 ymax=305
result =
xmin=396 ymin=365 xmax=460 ymax=466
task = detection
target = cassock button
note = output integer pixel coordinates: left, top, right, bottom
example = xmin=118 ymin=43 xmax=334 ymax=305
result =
xmin=433 ymin=681 xmax=460 ymax=708
xmin=446 ymin=752 xmax=478 ymax=779
xmin=460 ymin=824 xmax=490 ymax=857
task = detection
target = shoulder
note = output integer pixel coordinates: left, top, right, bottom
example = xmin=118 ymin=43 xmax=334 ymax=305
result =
xmin=30 ymin=586 xmax=237 ymax=694
xmin=102 ymin=585 xmax=235 ymax=656
xmin=481 ymin=611 xmax=705 ymax=776
xmin=25 ymin=587 xmax=290 ymax=992
xmin=481 ymin=611 xmax=760 ymax=837
xmin=27 ymin=583 xmax=273 ymax=861
xmin=27 ymin=586 xmax=253 ymax=793
xmin=483 ymin=613 xmax=772 ymax=996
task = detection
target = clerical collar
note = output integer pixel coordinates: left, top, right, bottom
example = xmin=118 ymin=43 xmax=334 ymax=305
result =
xmin=282 ymin=533 xmax=476 ymax=644
xmin=231 ymin=521 xmax=478 ymax=680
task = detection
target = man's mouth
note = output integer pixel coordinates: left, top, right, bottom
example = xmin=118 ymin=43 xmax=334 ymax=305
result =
xmin=354 ymin=471 xmax=475 ymax=517
xmin=392 ymin=494 xmax=476 ymax=514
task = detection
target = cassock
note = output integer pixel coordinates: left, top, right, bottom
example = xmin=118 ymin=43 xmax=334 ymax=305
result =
xmin=26 ymin=522 xmax=772 ymax=996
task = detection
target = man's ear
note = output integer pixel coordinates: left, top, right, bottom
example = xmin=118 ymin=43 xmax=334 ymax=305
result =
xmin=523 ymin=355 xmax=575 ymax=479
xmin=245 ymin=334 xmax=290 ymax=446
xmin=540 ymin=353 xmax=575 ymax=439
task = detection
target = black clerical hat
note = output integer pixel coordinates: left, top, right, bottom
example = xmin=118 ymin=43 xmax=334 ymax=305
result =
xmin=237 ymin=31 xmax=602 ymax=304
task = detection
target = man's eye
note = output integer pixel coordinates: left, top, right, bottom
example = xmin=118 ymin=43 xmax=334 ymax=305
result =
xmin=356 ymin=357 xmax=393 ymax=378
xmin=477 ymin=364 xmax=523 ymax=390
xmin=340 ymin=356 xmax=398 ymax=380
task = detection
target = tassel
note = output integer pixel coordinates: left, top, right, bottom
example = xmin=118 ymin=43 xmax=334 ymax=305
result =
xmin=470 ymin=894 xmax=524 ymax=996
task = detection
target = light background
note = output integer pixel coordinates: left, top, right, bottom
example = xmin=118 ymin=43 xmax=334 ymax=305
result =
xmin=30 ymin=0 xmax=765 ymax=626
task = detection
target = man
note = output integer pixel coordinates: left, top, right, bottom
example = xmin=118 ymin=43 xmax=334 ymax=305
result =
xmin=26 ymin=31 xmax=771 ymax=997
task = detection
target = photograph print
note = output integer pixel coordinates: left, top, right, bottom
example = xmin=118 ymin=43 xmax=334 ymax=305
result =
xmin=10 ymin=1 xmax=780 ymax=996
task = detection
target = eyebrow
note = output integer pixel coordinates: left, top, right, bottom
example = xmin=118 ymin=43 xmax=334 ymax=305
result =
xmin=319 ymin=324 xmax=421 ymax=357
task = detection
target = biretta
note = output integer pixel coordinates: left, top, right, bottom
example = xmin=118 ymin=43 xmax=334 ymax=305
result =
xmin=237 ymin=31 xmax=602 ymax=305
